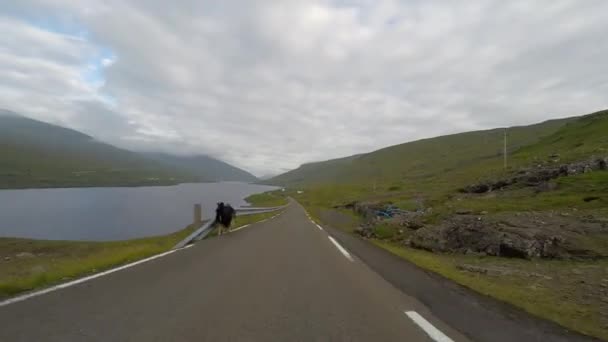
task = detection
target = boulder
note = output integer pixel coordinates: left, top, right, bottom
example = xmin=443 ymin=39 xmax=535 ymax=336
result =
xmin=407 ymin=216 xmax=575 ymax=259
xmin=353 ymin=201 xmax=385 ymax=219
xmin=355 ymin=223 xmax=375 ymax=238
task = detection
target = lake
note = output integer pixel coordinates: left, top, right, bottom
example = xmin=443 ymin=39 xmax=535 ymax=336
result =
xmin=0 ymin=182 xmax=278 ymax=241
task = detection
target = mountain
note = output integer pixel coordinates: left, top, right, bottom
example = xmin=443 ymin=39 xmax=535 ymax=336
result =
xmin=267 ymin=115 xmax=580 ymax=188
xmin=258 ymin=173 xmax=279 ymax=181
xmin=143 ymin=153 xmax=257 ymax=183
xmin=0 ymin=111 xmax=254 ymax=188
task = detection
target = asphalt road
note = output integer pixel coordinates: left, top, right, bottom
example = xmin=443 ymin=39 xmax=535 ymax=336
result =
xmin=0 ymin=201 xmax=468 ymax=342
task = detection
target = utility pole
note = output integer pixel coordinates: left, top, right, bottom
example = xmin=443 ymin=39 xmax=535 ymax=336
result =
xmin=503 ymin=128 xmax=508 ymax=169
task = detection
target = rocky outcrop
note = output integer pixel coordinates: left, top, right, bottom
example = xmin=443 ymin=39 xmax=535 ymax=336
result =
xmin=355 ymin=222 xmax=376 ymax=238
xmin=353 ymin=202 xmax=427 ymax=238
xmin=460 ymin=156 xmax=607 ymax=194
xmin=407 ymin=214 xmax=607 ymax=259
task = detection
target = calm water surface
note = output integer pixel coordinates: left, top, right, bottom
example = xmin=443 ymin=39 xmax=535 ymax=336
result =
xmin=0 ymin=182 xmax=278 ymax=241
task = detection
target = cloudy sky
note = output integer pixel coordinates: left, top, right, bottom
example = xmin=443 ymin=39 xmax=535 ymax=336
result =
xmin=1 ymin=1 xmax=607 ymax=176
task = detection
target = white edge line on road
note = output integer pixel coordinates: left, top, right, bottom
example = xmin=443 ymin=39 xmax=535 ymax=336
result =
xmin=229 ymin=210 xmax=283 ymax=235
xmin=404 ymin=311 xmax=454 ymax=342
xmin=0 ymin=246 xmax=192 ymax=308
xmin=327 ymin=236 xmax=354 ymax=262
xmin=230 ymin=224 xmax=250 ymax=233
xmin=2 ymin=209 xmax=287 ymax=307
xmin=316 ymin=224 xmax=324 ymax=231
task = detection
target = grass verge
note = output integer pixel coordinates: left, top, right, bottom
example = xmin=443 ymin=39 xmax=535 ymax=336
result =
xmin=245 ymin=191 xmax=288 ymax=207
xmin=373 ymin=240 xmax=608 ymax=341
xmin=0 ymin=223 xmax=198 ymax=299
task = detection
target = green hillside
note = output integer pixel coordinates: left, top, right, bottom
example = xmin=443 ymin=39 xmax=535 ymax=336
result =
xmin=269 ymin=110 xmax=608 ymax=210
xmin=0 ymin=112 xmax=191 ymax=188
xmin=144 ymin=153 xmax=258 ymax=183
xmin=269 ymin=116 xmax=575 ymax=189
xmin=514 ymin=109 xmax=608 ymax=164
xmin=0 ymin=111 xmax=256 ymax=188
xmin=268 ymin=109 xmax=608 ymax=339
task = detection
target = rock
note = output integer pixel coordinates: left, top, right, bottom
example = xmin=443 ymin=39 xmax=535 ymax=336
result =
xmin=572 ymin=269 xmax=584 ymax=275
xmin=456 ymin=264 xmax=552 ymax=279
xmin=583 ymin=196 xmax=601 ymax=202
xmin=404 ymin=220 xmax=425 ymax=230
xmin=460 ymin=155 xmax=607 ymax=194
xmin=408 ymin=216 xmax=575 ymax=259
xmin=3 ymin=256 xmax=11 ymax=261
xmin=461 ymin=183 xmax=491 ymax=194
xmin=456 ymin=264 xmax=489 ymax=274
xmin=536 ymin=182 xmax=558 ymax=193
xmin=456 ymin=209 xmax=473 ymax=215
xmin=353 ymin=201 xmax=385 ymax=219
xmin=16 ymin=252 xmax=35 ymax=258
xmin=355 ymin=224 xmax=375 ymax=238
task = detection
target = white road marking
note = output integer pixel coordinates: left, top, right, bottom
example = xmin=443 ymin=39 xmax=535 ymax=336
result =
xmin=328 ymin=236 xmax=354 ymax=262
xmin=316 ymin=224 xmax=324 ymax=231
xmin=230 ymin=224 xmax=250 ymax=233
xmin=0 ymin=247 xmax=189 ymax=308
xmin=2 ymin=210 xmax=287 ymax=307
xmin=404 ymin=311 xmax=454 ymax=342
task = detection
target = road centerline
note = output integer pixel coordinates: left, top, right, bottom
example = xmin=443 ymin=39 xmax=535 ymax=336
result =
xmin=404 ymin=311 xmax=455 ymax=342
xmin=328 ymin=236 xmax=354 ymax=262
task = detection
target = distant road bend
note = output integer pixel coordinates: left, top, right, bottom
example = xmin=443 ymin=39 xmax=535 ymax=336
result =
xmin=0 ymin=200 xmax=592 ymax=341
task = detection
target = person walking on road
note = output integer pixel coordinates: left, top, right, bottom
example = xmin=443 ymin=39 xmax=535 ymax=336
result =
xmin=215 ymin=202 xmax=236 ymax=236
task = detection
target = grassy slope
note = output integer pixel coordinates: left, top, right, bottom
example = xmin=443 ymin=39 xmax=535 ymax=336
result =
xmin=0 ymin=115 xmax=199 ymax=188
xmin=271 ymin=110 xmax=608 ymax=213
xmin=244 ymin=191 xmax=289 ymax=207
xmin=144 ymin=152 xmax=259 ymax=183
xmin=272 ymin=109 xmax=608 ymax=340
xmin=375 ymin=241 xmax=608 ymax=340
xmin=0 ymin=223 xmax=198 ymax=299
xmin=269 ymin=116 xmax=574 ymax=188
xmin=515 ymin=109 xmax=608 ymax=163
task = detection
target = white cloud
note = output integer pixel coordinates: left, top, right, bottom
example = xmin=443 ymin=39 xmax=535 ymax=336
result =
xmin=101 ymin=57 xmax=115 ymax=67
xmin=1 ymin=0 xmax=608 ymax=176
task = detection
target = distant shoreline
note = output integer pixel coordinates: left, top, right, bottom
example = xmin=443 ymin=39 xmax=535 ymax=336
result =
xmin=0 ymin=180 xmax=265 ymax=191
